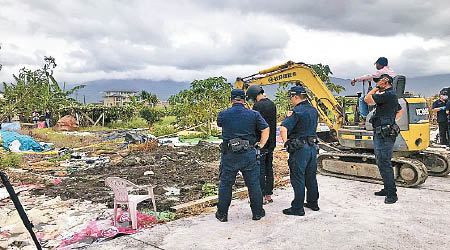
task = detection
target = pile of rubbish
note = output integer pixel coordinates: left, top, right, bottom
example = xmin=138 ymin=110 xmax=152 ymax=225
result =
xmin=54 ymin=116 xmax=79 ymax=132
xmin=1 ymin=122 xmax=21 ymax=131
xmin=0 ymin=131 xmax=50 ymax=153
xmin=0 ymin=185 xmax=158 ymax=249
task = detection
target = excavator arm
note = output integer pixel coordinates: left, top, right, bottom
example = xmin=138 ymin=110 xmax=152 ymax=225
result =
xmin=235 ymin=61 xmax=343 ymax=134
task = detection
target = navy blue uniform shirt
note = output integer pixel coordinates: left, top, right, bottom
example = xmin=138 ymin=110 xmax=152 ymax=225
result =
xmin=281 ymin=100 xmax=318 ymax=139
xmin=217 ymin=103 xmax=269 ymax=145
xmin=371 ymin=87 xmax=402 ymax=128
xmin=433 ymin=99 xmax=448 ymax=123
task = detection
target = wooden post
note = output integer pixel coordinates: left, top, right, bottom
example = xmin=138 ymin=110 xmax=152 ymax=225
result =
xmin=102 ymin=111 xmax=105 ymax=127
xmin=79 ymin=110 xmax=95 ymax=125
xmin=93 ymin=113 xmax=104 ymax=126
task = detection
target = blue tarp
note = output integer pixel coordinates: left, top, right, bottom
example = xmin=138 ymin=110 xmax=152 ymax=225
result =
xmin=1 ymin=122 xmax=21 ymax=131
xmin=0 ymin=130 xmax=43 ymax=152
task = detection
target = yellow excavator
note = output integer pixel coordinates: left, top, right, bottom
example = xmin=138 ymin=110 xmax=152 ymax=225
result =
xmin=235 ymin=61 xmax=450 ymax=187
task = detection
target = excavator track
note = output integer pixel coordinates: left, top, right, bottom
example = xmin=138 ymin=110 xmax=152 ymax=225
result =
xmin=409 ymin=150 xmax=450 ymax=177
xmin=318 ymin=152 xmax=428 ymax=187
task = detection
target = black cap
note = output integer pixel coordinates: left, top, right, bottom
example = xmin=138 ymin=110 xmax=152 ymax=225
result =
xmin=231 ymin=89 xmax=246 ymax=100
xmin=374 ymin=57 xmax=388 ymax=67
xmin=440 ymin=88 xmax=448 ymax=95
xmin=246 ymin=85 xmax=264 ymax=101
xmin=289 ymin=86 xmax=307 ymax=96
xmin=374 ymin=74 xmax=393 ymax=84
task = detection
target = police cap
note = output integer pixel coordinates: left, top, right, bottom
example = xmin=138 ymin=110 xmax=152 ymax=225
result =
xmin=231 ymin=89 xmax=246 ymax=100
xmin=289 ymin=86 xmax=307 ymax=96
xmin=373 ymin=74 xmax=393 ymax=84
xmin=374 ymin=57 xmax=388 ymax=67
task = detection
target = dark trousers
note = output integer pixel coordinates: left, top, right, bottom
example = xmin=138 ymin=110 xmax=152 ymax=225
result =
xmin=217 ymin=149 xmax=263 ymax=215
xmin=258 ymin=148 xmax=274 ymax=196
xmin=288 ymin=145 xmax=319 ymax=210
xmin=373 ymin=132 xmax=397 ymax=197
xmin=439 ymin=121 xmax=449 ymax=145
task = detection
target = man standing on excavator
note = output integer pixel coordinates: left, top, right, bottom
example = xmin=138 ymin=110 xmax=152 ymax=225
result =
xmin=364 ymin=74 xmax=403 ymax=204
xmin=352 ymin=57 xmax=396 ymax=120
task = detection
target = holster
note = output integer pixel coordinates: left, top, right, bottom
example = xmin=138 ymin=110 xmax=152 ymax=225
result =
xmin=375 ymin=123 xmax=400 ymax=138
xmin=221 ymin=138 xmax=251 ymax=154
xmin=285 ymin=136 xmax=318 ymax=153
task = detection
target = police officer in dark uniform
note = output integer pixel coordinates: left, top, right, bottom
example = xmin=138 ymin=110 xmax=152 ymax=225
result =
xmin=364 ymin=74 xmax=403 ymax=204
xmin=216 ymin=89 xmax=269 ymax=222
xmin=432 ymin=89 xmax=449 ymax=145
xmin=246 ymin=85 xmax=277 ymax=204
xmin=280 ymin=86 xmax=320 ymax=216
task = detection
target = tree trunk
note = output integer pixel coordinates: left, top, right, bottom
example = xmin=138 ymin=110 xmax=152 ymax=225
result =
xmin=207 ymin=119 xmax=211 ymax=136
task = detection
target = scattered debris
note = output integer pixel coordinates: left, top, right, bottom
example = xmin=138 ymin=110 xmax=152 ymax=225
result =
xmin=1 ymin=122 xmax=21 ymax=131
xmin=54 ymin=115 xmax=79 ymax=131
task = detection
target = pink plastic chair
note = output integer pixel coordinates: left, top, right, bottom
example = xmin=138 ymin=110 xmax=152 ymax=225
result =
xmin=105 ymin=177 xmax=157 ymax=229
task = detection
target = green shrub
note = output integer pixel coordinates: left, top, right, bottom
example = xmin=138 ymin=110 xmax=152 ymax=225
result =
xmin=1 ymin=153 xmax=22 ymax=169
xmin=49 ymin=154 xmax=71 ymax=163
xmin=140 ymin=107 xmax=162 ymax=126
xmin=179 ymin=132 xmax=205 ymax=140
xmin=150 ymin=124 xmax=178 ymax=137
xmin=108 ymin=116 xmax=148 ymax=129
xmin=202 ymin=183 xmax=218 ymax=198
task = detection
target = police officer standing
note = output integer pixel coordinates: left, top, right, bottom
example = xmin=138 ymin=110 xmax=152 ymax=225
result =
xmin=216 ymin=89 xmax=269 ymax=222
xmin=280 ymin=86 xmax=320 ymax=216
xmin=246 ymin=85 xmax=277 ymax=204
xmin=364 ymin=74 xmax=403 ymax=204
xmin=432 ymin=89 xmax=449 ymax=145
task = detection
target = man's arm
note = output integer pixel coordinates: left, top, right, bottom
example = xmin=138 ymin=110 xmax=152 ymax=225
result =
xmin=280 ymin=126 xmax=288 ymax=145
xmin=217 ymin=111 xmax=223 ymax=127
xmin=431 ymin=101 xmax=444 ymax=112
xmin=364 ymin=87 xmax=379 ymax=105
xmin=395 ymin=108 xmax=403 ymax=121
xmin=259 ymin=127 xmax=269 ymax=148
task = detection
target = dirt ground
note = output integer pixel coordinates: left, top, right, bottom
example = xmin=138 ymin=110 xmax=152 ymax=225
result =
xmin=94 ymin=174 xmax=450 ymax=250
xmin=28 ymin=142 xmax=289 ymax=212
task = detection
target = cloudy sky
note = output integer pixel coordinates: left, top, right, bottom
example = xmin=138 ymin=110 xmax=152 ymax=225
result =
xmin=1 ymin=0 xmax=450 ymax=85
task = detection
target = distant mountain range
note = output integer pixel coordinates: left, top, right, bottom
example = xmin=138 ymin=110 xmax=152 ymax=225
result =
xmin=1 ymin=73 xmax=443 ymax=103
xmin=69 ymin=74 xmax=450 ymax=103
xmin=67 ymin=79 xmax=191 ymax=104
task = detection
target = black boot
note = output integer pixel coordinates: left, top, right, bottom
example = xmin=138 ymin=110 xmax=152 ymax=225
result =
xmin=282 ymin=207 xmax=305 ymax=216
xmin=215 ymin=211 xmax=228 ymax=222
xmin=304 ymin=202 xmax=320 ymax=211
xmin=384 ymin=195 xmax=398 ymax=204
xmin=252 ymin=209 xmax=265 ymax=221
xmin=374 ymin=189 xmax=387 ymax=196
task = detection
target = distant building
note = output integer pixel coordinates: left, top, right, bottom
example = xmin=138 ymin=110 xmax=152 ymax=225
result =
xmin=103 ymin=90 xmax=138 ymax=107
xmin=156 ymin=100 xmax=169 ymax=108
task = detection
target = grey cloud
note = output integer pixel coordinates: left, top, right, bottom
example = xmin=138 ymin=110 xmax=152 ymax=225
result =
xmin=395 ymin=44 xmax=450 ymax=76
xmin=65 ymin=26 xmax=288 ymax=73
xmin=200 ymin=0 xmax=450 ymax=38
xmin=9 ymin=0 xmax=288 ymax=74
xmin=0 ymin=44 xmax=40 ymax=66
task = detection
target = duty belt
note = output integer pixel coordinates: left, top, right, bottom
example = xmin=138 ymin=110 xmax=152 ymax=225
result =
xmin=285 ymin=135 xmax=318 ymax=153
xmin=220 ymin=138 xmax=253 ymax=154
